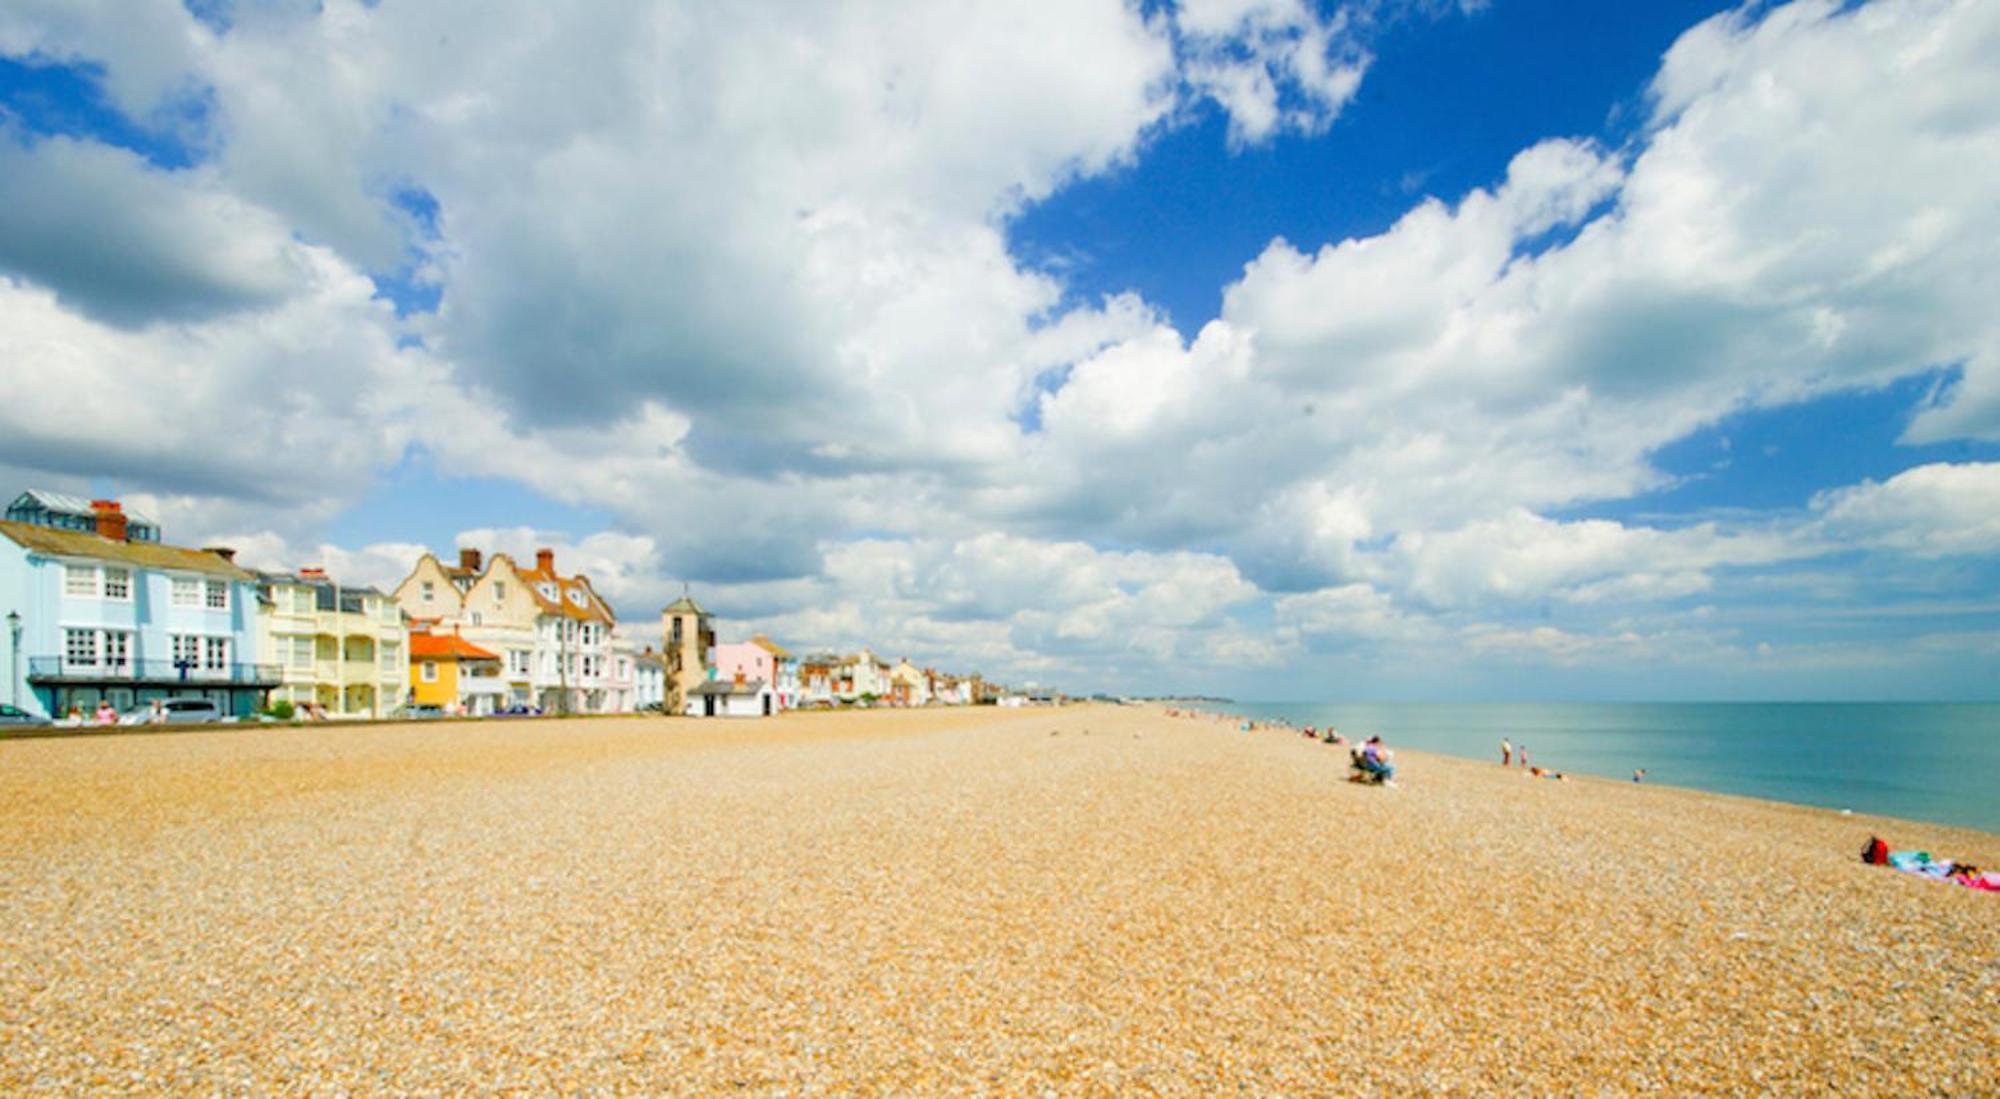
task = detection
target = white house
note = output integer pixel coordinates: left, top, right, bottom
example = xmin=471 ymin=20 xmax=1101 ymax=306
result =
xmin=686 ymin=674 xmax=773 ymax=718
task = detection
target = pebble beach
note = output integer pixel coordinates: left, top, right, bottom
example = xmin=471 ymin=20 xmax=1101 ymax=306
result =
xmin=2 ymin=705 xmax=1994 ymax=1093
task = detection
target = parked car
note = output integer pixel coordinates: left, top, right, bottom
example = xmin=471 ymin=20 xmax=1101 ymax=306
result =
xmin=119 ymin=698 xmax=225 ymax=726
xmin=496 ymin=704 xmax=543 ymax=717
xmin=0 ymin=703 xmax=51 ymax=727
xmin=389 ymin=703 xmax=445 ymax=721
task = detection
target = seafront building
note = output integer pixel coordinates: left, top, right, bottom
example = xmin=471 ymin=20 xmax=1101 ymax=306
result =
xmin=393 ymin=547 xmax=619 ymax=714
xmin=660 ymin=594 xmax=714 ymax=715
xmin=711 ymin=635 xmax=797 ymax=711
xmin=408 ymin=630 xmax=505 ymax=714
xmin=256 ymin=567 xmax=408 ymax=718
xmin=633 ymin=648 xmax=666 ymax=710
xmin=0 ymin=491 xmax=276 ymax=718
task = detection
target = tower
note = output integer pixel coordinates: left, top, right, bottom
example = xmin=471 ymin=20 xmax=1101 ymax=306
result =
xmin=660 ymin=593 xmax=713 ymax=715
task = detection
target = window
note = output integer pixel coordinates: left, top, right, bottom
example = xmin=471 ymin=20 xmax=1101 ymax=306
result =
xmin=172 ymin=634 xmax=200 ymax=668
xmin=379 ymin=643 xmax=399 ymax=671
xmin=470 ymin=612 xmax=483 ymax=626
xmin=102 ymin=567 xmax=131 ymax=600
xmin=203 ymin=637 xmax=230 ymax=671
xmin=508 ymin=649 xmax=530 ymax=677
xmin=205 ymin=580 xmax=228 ymax=610
xmin=64 ymin=628 xmax=99 ymax=667
xmin=670 ymin=618 xmax=683 ymax=646
xmin=421 ymin=580 xmax=434 ymax=601
xmin=538 ymin=583 xmax=554 ymax=600
xmin=65 ymin=564 xmax=98 ymax=598
xmin=104 ymin=631 xmax=130 ymax=669
xmin=568 ymin=588 xmax=584 ymax=606
xmin=494 ymin=581 xmax=506 ymax=602
xmin=172 ymin=577 xmax=200 ymax=607
xmin=287 ymin=636 xmax=314 ymax=669
xmin=421 ymin=661 xmax=438 ymax=683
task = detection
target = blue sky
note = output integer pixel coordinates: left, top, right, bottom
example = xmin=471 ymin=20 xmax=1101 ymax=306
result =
xmin=2 ymin=0 xmax=1997 ymax=699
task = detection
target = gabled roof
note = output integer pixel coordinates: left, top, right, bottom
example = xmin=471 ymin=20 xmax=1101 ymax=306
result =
xmin=0 ymin=520 xmax=251 ymax=580
xmin=749 ymin=634 xmax=792 ymax=659
xmin=409 ymin=633 xmax=501 ymax=661
xmin=691 ymin=677 xmax=767 ymax=696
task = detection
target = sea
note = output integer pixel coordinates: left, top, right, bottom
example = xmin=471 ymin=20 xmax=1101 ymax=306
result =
xmin=1193 ymin=701 xmax=2000 ymax=835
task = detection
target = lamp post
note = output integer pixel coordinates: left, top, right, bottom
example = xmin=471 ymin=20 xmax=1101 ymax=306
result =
xmin=6 ymin=609 xmax=20 ymax=707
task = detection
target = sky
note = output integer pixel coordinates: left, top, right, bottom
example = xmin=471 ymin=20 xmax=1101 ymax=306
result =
xmin=3 ymin=0 xmax=1998 ymax=701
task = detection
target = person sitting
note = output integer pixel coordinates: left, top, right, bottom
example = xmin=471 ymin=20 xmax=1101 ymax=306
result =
xmin=1351 ymin=735 xmax=1395 ymax=785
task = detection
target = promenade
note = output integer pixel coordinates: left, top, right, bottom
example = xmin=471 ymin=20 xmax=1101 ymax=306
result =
xmin=1 ymin=706 xmax=1992 ymax=1092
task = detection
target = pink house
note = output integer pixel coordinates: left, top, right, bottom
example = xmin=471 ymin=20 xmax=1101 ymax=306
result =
xmin=710 ymin=635 xmax=797 ymax=710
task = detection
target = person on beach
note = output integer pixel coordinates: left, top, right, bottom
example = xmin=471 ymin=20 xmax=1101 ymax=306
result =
xmin=1501 ymin=738 xmax=1512 ymax=767
xmin=1519 ymin=746 xmax=1529 ymax=771
xmin=1355 ymin=735 xmax=1395 ymax=785
xmin=1633 ymin=768 xmax=1645 ymax=783
xmin=93 ymin=700 xmax=116 ymax=725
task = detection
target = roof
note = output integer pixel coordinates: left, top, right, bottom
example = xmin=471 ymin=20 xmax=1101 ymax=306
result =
xmin=634 ymin=651 xmax=667 ymax=669
xmin=690 ymin=677 xmax=767 ymax=696
xmin=491 ymin=554 xmax=615 ymax=623
xmin=409 ymin=633 xmax=501 ymax=661
xmin=0 ymin=519 xmax=252 ymax=580
xmin=8 ymin=490 xmax=159 ymax=528
xmin=749 ymin=634 xmax=792 ymax=659
xmin=662 ymin=595 xmax=707 ymax=615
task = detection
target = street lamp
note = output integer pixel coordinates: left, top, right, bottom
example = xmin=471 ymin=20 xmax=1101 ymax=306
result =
xmin=6 ymin=609 xmax=21 ymax=708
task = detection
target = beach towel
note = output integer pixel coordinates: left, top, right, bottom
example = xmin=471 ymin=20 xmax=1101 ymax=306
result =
xmin=1881 ymin=848 xmax=1996 ymax=891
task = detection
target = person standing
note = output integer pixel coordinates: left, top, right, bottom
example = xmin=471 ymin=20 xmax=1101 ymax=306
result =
xmin=1501 ymin=738 xmax=1512 ymax=767
xmin=1519 ymin=745 xmax=1530 ymax=771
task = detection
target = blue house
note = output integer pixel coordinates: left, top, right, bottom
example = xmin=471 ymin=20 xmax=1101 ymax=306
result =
xmin=0 ymin=492 xmax=277 ymax=719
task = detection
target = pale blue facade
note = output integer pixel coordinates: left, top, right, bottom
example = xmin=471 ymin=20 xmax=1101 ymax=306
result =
xmin=0 ymin=534 xmax=273 ymax=719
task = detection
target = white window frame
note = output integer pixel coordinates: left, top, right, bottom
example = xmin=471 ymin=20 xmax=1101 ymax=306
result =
xmin=421 ymin=580 xmax=435 ymax=601
xmin=203 ymin=637 xmax=230 ymax=672
xmin=64 ymin=628 xmax=99 ymax=667
xmin=205 ymin=580 xmax=229 ymax=611
xmin=287 ymin=636 xmax=314 ymax=669
xmin=421 ymin=661 xmax=438 ymax=683
xmin=379 ymin=643 xmax=400 ymax=673
xmin=101 ymin=566 xmax=132 ymax=601
xmin=64 ymin=563 xmax=99 ymax=598
xmin=104 ymin=630 xmax=130 ymax=670
xmin=172 ymin=634 xmax=200 ymax=669
xmin=171 ymin=577 xmax=201 ymax=608
xmin=494 ymin=581 xmax=506 ymax=603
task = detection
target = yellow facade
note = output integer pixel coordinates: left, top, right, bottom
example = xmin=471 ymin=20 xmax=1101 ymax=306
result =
xmin=410 ymin=655 xmax=459 ymax=708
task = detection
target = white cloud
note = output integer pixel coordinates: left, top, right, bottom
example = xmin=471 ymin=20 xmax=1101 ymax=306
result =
xmin=2 ymin=0 xmax=1998 ymax=695
xmin=1810 ymin=461 xmax=2000 ymax=557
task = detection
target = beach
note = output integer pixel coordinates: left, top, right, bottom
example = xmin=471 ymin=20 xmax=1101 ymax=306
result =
xmin=1 ymin=705 xmax=1993 ymax=1093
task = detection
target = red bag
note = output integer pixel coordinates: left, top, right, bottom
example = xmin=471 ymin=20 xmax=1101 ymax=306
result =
xmin=1862 ymin=836 xmax=1890 ymax=865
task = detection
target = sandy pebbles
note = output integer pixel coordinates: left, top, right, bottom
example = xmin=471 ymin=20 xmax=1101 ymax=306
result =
xmin=1 ymin=706 xmax=1993 ymax=1092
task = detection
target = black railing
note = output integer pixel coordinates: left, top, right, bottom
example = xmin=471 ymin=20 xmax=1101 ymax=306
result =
xmin=27 ymin=657 xmax=282 ymax=685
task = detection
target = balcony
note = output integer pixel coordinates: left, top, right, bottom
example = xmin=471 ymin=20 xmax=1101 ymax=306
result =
xmin=28 ymin=657 xmax=282 ymax=686
xmin=312 ymin=658 xmax=399 ymax=683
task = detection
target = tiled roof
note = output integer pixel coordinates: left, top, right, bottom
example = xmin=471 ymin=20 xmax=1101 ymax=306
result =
xmin=749 ymin=635 xmax=792 ymax=659
xmin=409 ymin=633 xmax=500 ymax=661
xmin=662 ymin=595 xmax=706 ymax=615
xmin=0 ymin=520 xmax=251 ymax=580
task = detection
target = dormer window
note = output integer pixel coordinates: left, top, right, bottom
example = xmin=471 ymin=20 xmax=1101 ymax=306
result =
xmin=567 ymin=589 xmax=584 ymax=606
xmin=538 ymin=584 xmax=554 ymax=600
xmin=421 ymin=580 xmax=434 ymax=601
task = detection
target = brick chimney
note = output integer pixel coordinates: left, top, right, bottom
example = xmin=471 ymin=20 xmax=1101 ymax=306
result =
xmin=205 ymin=546 xmax=237 ymax=563
xmin=299 ymin=566 xmax=326 ymax=579
xmin=734 ymin=668 xmax=746 ymax=687
xmin=90 ymin=500 xmax=128 ymax=542
xmin=536 ymin=547 xmax=555 ymax=574
xmin=459 ymin=547 xmax=482 ymax=573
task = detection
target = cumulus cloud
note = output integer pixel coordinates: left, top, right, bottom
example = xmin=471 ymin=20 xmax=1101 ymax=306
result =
xmin=2 ymin=0 xmax=1997 ymax=695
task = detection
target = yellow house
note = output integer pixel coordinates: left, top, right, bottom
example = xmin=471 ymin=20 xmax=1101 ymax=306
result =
xmin=408 ymin=631 xmax=502 ymax=713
